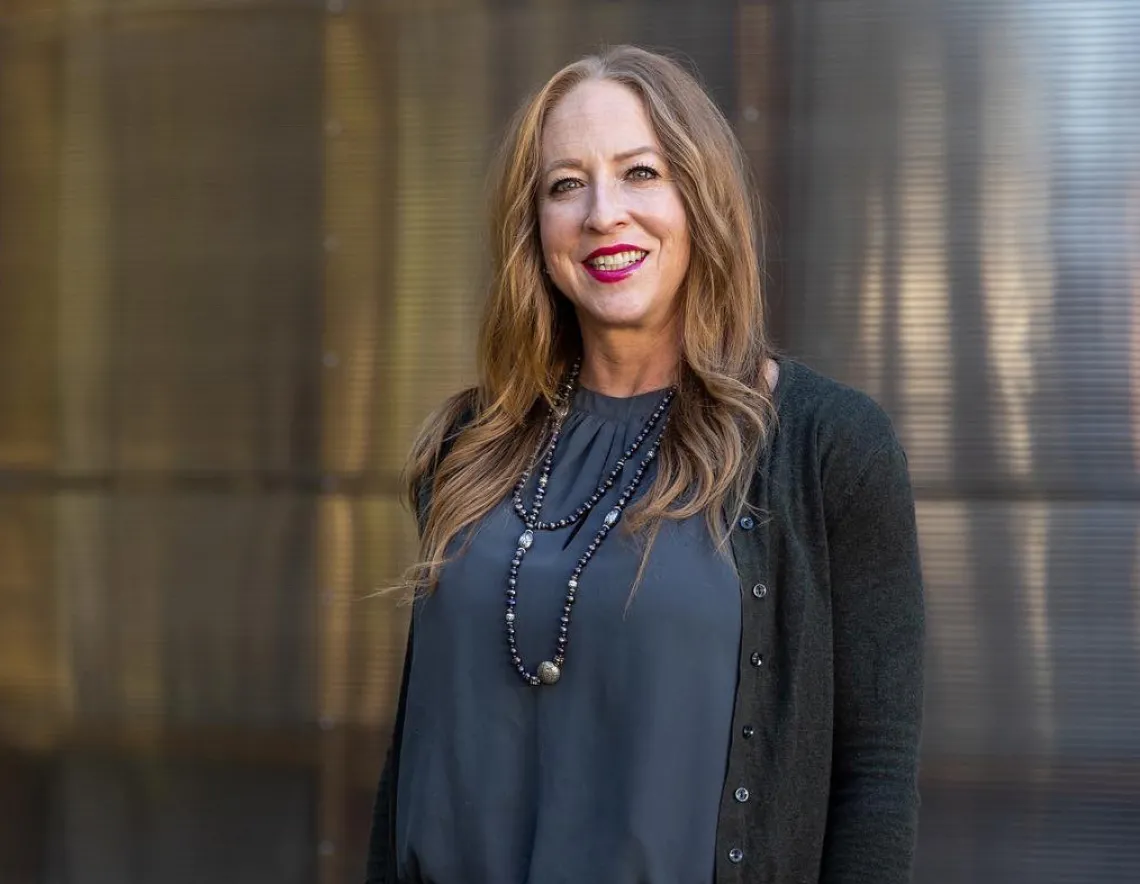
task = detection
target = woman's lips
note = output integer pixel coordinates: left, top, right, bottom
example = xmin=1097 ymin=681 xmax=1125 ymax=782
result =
xmin=582 ymin=249 xmax=648 ymax=283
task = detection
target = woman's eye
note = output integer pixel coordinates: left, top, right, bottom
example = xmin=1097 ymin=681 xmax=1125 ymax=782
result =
xmin=550 ymin=177 xmax=581 ymax=195
xmin=628 ymin=165 xmax=660 ymax=181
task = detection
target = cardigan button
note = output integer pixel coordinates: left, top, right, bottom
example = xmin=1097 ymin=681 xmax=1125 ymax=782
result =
xmin=742 ymin=724 xmax=754 ymax=739
xmin=751 ymin=582 xmax=768 ymax=599
xmin=738 ymin=516 xmax=755 ymax=530
xmin=728 ymin=847 xmax=744 ymax=864
xmin=750 ymin=651 xmax=763 ymax=668
xmin=734 ymin=786 xmax=750 ymax=803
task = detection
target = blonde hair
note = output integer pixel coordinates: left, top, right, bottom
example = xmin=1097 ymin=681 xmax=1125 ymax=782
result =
xmin=402 ymin=45 xmax=776 ymax=594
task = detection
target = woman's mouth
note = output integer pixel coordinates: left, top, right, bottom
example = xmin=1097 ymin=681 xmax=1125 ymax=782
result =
xmin=582 ymin=248 xmax=648 ymax=283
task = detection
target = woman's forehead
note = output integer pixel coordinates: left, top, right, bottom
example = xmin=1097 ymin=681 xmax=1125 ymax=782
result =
xmin=541 ymin=80 xmax=659 ymax=164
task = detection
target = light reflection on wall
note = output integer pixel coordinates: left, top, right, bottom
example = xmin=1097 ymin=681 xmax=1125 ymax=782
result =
xmin=1022 ymin=504 xmax=1055 ymax=754
xmin=897 ymin=28 xmax=952 ymax=484
xmin=389 ymin=10 xmax=490 ymax=468
xmin=856 ymin=189 xmax=887 ymax=401
xmin=321 ymin=15 xmax=385 ymax=478
xmin=979 ymin=24 xmax=1046 ymax=481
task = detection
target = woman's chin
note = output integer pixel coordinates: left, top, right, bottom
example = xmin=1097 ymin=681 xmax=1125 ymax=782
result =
xmin=579 ymin=298 xmax=661 ymax=332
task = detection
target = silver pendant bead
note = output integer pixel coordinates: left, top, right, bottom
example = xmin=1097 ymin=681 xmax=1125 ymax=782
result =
xmin=537 ymin=661 xmax=562 ymax=685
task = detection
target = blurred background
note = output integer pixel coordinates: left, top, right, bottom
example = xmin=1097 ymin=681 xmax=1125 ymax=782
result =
xmin=1 ymin=0 xmax=1138 ymax=881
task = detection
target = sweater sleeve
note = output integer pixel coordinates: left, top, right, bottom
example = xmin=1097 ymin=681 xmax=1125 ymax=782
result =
xmin=364 ymin=617 xmax=414 ymax=884
xmin=820 ymin=439 xmax=925 ymax=884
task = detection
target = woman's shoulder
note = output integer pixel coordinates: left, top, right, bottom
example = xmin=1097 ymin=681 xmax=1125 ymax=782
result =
xmin=781 ymin=358 xmax=896 ymax=431
xmin=774 ymin=358 xmax=906 ymax=482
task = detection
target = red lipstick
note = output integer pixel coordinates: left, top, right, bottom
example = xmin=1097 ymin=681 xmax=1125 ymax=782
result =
xmin=582 ymin=243 xmax=648 ymax=283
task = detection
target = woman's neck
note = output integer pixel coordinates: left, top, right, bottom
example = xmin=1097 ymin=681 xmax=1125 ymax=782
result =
xmin=576 ymin=329 xmax=681 ymax=397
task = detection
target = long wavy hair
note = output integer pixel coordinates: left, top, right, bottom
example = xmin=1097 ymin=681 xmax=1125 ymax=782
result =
xmin=402 ymin=45 xmax=777 ymax=595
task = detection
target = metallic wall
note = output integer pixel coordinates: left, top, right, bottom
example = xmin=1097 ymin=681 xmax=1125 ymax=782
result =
xmin=0 ymin=0 xmax=1136 ymax=881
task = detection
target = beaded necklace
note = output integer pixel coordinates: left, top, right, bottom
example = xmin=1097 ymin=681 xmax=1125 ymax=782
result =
xmin=504 ymin=362 xmax=677 ymax=686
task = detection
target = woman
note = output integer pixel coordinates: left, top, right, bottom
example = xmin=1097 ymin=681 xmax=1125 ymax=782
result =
xmin=367 ymin=45 xmax=924 ymax=884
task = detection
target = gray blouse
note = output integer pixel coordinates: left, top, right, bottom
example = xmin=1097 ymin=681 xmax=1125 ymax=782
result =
xmin=395 ymin=385 xmax=742 ymax=884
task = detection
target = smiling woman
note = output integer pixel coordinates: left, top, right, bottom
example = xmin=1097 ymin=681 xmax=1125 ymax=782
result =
xmin=365 ymin=45 xmax=924 ymax=884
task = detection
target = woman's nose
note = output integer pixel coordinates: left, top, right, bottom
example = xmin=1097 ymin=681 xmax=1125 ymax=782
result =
xmin=584 ymin=180 xmax=629 ymax=232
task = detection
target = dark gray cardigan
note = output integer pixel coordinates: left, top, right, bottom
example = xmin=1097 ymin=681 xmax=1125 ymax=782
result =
xmin=366 ymin=358 xmax=925 ymax=884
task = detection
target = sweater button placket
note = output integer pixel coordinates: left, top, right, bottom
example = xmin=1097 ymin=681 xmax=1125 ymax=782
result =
xmin=734 ymin=506 xmax=760 ymax=875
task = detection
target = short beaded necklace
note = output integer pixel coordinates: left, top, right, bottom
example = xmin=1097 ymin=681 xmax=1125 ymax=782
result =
xmin=504 ymin=361 xmax=677 ymax=686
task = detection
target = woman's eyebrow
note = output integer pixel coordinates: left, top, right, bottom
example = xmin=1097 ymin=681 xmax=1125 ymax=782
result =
xmin=541 ymin=146 xmax=659 ymax=177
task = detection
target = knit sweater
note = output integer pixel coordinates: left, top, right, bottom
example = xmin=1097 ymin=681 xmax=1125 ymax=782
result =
xmin=366 ymin=357 xmax=925 ymax=884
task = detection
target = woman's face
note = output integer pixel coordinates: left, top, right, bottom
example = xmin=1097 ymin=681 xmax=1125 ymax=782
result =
xmin=537 ymin=79 xmax=691 ymax=337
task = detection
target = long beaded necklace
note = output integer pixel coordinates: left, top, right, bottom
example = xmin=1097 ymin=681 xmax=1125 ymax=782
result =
xmin=504 ymin=364 xmax=677 ymax=686
xmin=511 ymin=364 xmax=674 ymax=530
